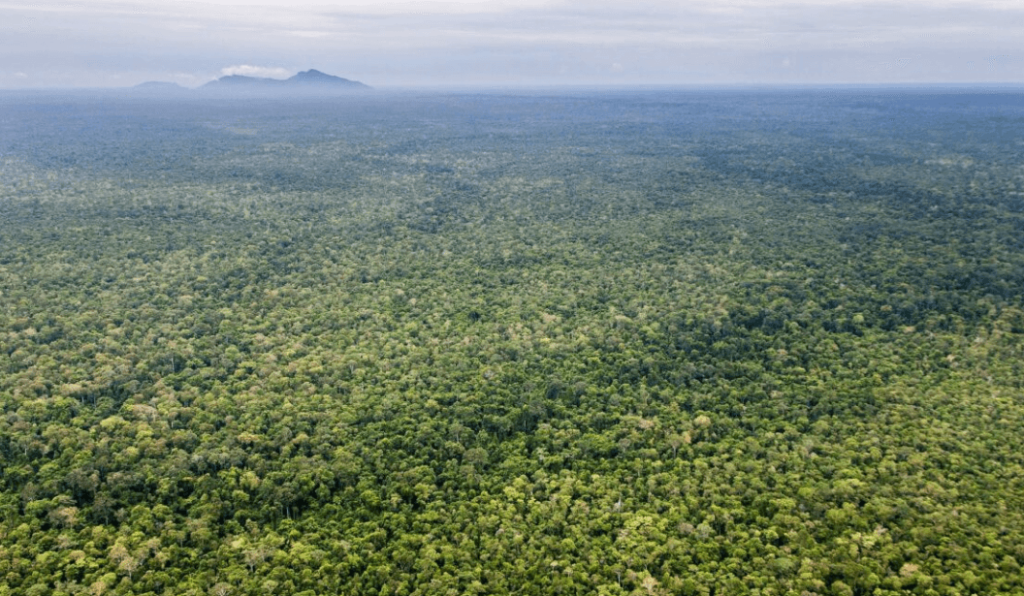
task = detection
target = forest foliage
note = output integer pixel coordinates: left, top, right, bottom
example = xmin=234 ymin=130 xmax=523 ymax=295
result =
xmin=1 ymin=88 xmax=1024 ymax=595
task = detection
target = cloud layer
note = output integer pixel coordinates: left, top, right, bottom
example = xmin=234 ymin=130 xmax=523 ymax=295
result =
xmin=220 ymin=65 xmax=292 ymax=79
xmin=1 ymin=0 xmax=1022 ymax=88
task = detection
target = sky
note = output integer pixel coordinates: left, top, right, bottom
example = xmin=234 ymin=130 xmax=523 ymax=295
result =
xmin=1 ymin=0 xmax=1022 ymax=88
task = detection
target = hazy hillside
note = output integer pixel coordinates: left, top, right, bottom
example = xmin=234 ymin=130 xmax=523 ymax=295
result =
xmin=200 ymin=70 xmax=371 ymax=94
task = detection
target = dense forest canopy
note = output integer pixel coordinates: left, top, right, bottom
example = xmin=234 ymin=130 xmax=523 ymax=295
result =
xmin=1 ymin=88 xmax=1024 ymax=595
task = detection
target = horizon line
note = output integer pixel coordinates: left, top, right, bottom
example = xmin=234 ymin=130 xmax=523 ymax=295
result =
xmin=3 ymin=81 xmax=1024 ymax=93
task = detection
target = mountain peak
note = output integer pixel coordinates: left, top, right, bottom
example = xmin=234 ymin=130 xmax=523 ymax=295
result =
xmin=294 ymin=69 xmax=328 ymax=79
xmin=288 ymin=69 xmax=364 ymax=86
xmin=202 ymin=69 xmax=371 ymax=93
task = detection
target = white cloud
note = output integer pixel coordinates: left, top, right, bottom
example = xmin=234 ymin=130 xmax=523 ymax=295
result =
xmin=220 ymin=65 xmax=292 ymax=78
xmin=15 ymin=72 xmax=28 ymax=78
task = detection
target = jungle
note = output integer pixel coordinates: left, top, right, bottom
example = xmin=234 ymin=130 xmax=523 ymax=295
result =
xmin=1 ymin=87 xmax=1024 ymax=595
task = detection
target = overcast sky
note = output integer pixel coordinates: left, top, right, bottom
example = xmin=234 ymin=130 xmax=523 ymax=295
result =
xmin=1 ymin=0 xmax=1022 ymax=88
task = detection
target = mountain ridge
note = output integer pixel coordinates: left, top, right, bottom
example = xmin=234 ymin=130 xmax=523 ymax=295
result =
xmin=131 ymin=70 xmax=371 ymax=94
xmin=133 ymin=81 xmax=188 ymax=90
xmin=201 ymin=69 xmax=370 ymax=91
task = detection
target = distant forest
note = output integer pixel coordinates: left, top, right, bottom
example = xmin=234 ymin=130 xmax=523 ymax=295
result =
xmin=1 ymin=88 xmax=1024 ymax=596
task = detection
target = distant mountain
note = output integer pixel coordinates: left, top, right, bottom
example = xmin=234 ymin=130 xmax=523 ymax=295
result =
xmin=288 ymin=69 xmax=369 ymax=88
xmin=130 ymin=81 xmax=190 ymax=95
xmin=134 ymin=81 xmax=187 ymax=90
xmin=201 ymin=70 xmax=370 ymax=93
